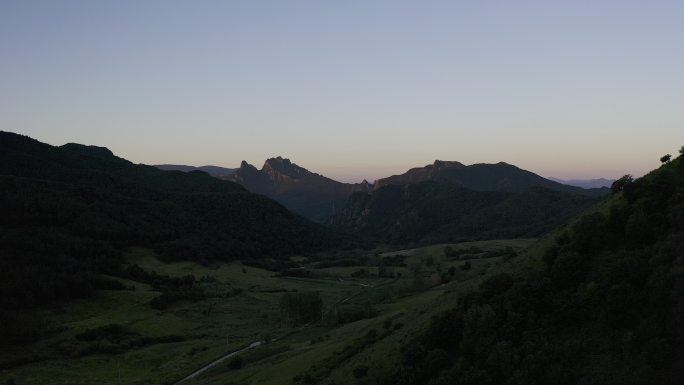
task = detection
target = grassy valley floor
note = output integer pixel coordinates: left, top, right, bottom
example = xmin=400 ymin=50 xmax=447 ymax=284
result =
xmin=1 ymin=239 xmax=536 ymax=385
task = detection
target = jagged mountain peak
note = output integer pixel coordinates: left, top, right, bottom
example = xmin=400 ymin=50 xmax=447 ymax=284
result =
xmin=238 ymin=160 xmax=260 ymax=171
xmin=227 ymin=156 xmax=374 ymax=222
xmin=261 ymin=156 xmax=310 ymax=179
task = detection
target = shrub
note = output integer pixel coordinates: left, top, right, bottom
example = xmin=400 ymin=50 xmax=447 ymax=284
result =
xmin=229 ymin=355 xmax=243 ymax=370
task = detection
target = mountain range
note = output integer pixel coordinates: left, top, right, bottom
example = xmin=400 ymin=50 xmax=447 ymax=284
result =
xmin=227 ymin=157 xmax=372 ymax=222
xmin=0 ymin=131 xmax=614 ymax=307
xmin=169 ymin=158 xmax=609 ymax=224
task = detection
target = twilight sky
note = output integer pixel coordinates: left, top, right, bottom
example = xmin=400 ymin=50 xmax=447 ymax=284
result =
xmin=1 ymin=0 xmax=682 ymax=182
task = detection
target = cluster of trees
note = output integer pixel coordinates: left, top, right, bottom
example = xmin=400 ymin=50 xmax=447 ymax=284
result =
xmin=66 ymin=323 xmax=184 ymax=357
xmin=279 ymin=292 xmax=323 ymax=326
xmin=323 ymin=303 xmax=376 ymax=326
xmin=388 ymin=153 xmax=684 ymax=385
xmin=444 ymin=245 xmax=517 ymax=260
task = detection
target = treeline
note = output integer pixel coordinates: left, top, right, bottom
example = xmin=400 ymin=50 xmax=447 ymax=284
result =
xmin=443 ymin=245 xmax=517 ymax=260
xmin=279 ymin=292 xmax=323 ymax=326
xmin=389 ymin=153 xmax=684 ymax=385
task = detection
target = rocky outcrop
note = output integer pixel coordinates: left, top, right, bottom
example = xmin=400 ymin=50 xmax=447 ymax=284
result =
xmin=228 ymin=157 xmax=372 ymax=222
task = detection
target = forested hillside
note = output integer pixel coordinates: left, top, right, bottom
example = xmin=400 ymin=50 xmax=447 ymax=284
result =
xmin=391 ymin=153 xmax=684 ymax=385
xmin=0 ymin=132 xmax=336 ymax=313
xmin=332 ymin=182 xmax=600 ymax=244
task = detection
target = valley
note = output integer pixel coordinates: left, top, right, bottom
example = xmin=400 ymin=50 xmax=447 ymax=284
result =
xmin=1 ymin=132 xmax=682 ymax=385
xmin=0 ymin=239 xmax=533 ymax=385
xmin=3 ymin=3 xmax=682 ymax=384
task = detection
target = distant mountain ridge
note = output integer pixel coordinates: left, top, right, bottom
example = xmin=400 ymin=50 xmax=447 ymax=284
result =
xmin=548 ymin=177 xmax=615 ymax=189
xmin=229 ymin=156 xmax=372 ymax=222
xmin=374 ymin=160 xmax=609 ymax=196
xmin=332 ymin=160 xmax=610 ymax=243
xmin=155 ymin=164 xmax=236 ymax=177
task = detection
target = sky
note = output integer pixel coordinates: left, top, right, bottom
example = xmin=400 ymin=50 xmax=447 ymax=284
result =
xmin=1 ymin=0 xmax=682 ymax=182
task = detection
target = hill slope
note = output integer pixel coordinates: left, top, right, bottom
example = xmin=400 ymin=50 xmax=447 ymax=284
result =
xmin=0 ymin=132 xmax=336 ymax=310
xmin=386 ymin=154 xmax=684 ymax=385
xmin=229 ymin=157 xmax=372 ymax=222
xmin=332 ymin=182 xmax=600 ymax=244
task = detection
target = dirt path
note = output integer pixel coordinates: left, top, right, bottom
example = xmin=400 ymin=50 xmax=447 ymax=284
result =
xmin=174 ymin=341 xmax=262 ymax=384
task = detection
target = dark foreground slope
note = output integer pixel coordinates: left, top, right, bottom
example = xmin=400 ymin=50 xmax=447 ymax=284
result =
xmin=332 ymin=182 xmax=600 ymax=244
xmin=391 ymin=155 xmax=684 ymax=385
xmin=0 ymin=132 xmax=336 ymax=311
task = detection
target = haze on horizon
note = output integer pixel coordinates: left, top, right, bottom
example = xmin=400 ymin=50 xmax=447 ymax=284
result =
xmin=1 ymin=0 xmax=682 ymax=183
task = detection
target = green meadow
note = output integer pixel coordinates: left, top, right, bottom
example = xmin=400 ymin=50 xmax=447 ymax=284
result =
xmin=0 ymin=239 xmax=536 ymax=385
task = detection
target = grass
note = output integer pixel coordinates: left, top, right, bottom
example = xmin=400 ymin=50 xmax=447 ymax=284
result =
xmin=1 ymin=239 xmax=537 ymax=385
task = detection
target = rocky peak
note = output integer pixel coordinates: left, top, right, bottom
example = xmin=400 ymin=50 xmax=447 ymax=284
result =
xmin=432 ymin=160 xmax=465 ymax=170
xmin=239 ymin=160 xmax=258 ymax=171
xmin=359 ymin=179 xmax=373 ymax=191
xmin=261 ymin=156 xmax=310 ymax=180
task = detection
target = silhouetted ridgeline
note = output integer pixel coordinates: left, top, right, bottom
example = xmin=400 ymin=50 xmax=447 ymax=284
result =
xmin=389 ymin=154 xmax=684 ymax=385
xmin=373 ymin=160 xmax=610 ymax=197
xmin=229 ymin=157 xmax=372 ymax=222
xmin=154 ymin=164 xmax=236 ymax=177
xmin=0 ymin=132 xmax=337 ymax=312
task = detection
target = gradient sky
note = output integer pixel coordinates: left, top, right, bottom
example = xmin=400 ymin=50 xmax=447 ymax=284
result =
xmin=1 ymin=1 xmax=682 ymax=182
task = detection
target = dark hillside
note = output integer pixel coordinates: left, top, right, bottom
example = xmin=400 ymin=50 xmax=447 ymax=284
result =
xmin=332 ymin=182 xmax=600 ymax=244
xmin=391 ymin=153 xmax=684 ymax=385
xmin=0 ymin=132 xmax=336 ymax=317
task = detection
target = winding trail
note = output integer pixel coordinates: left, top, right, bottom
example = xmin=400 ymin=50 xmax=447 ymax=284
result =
xmin=174 ymin=341 xmax=262 ymax=384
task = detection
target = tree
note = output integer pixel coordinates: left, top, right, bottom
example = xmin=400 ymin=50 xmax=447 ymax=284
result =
xmin=611 ymin=174 xmax=633 ymax=194
xmin=660 ymin=154 xmax=672 ymax=163
xmin=680 ymin=145 xmax=684 ymax=155
xmin=280 ymin=292 xmax=323 ymax=325
xmin=353 ymin=365 xmax=369 ymax=378
xmin=425 ymin=255 xmax=435 ymax=266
